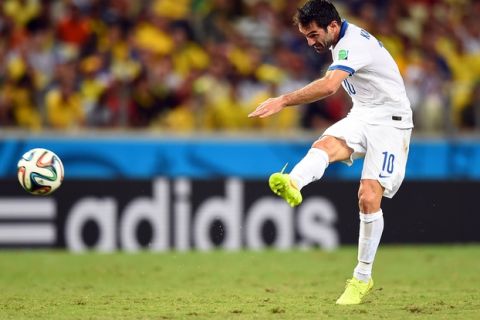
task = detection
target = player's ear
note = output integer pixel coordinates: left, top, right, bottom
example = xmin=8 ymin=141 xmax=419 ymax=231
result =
xmin=327 ymin=21 xmax=337 ymax=33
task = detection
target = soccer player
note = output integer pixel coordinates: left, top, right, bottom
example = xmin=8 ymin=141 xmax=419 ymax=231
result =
xmin=248 ymin=0 xmax=413 ymax=305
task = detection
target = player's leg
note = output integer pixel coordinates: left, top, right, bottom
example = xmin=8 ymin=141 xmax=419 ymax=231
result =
xmin=269 ymin=118 xmax=362 ymax=207
xmin=354 ymin=179 xmax=385 ymax=282
xmin=353 ymin=127 xmax=411 ymax=286
xmin=336 ymin=179 xmax=382 ymax=305
xmin=336 ymin=126 xmax=411 ymax=305
xmin=293 ymin=136 xmax=353 ymax=188
xmin=269 ymin=136 xmax=353 ymax=207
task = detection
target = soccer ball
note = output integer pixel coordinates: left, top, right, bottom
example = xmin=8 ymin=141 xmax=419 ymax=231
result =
xmin=17 ymin=148 xmax=64 ymax=195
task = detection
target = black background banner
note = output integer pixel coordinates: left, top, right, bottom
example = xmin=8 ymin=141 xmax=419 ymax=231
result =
xmin=0 ymin=179 xmax=478 ymax=251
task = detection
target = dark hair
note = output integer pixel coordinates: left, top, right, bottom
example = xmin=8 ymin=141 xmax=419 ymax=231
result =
xmin=293 ymin=0 xmax=341 ymax=30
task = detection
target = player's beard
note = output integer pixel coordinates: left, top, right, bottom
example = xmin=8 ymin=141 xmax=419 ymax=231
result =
xmin=313 ymin=44 xmax=325 ymax=53
xmin=313 ymin=33 xmax=335 ymax=53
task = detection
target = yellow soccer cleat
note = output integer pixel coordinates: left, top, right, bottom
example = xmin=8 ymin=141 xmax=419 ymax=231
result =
xmin=336 ymin=277 xmax=374 ymax=305
xmin=268 ymin=164 xmax=302 ymax=207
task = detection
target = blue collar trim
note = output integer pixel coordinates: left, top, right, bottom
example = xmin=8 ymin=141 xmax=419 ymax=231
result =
xmin=339 ymin=20 xmax=348 ymax=40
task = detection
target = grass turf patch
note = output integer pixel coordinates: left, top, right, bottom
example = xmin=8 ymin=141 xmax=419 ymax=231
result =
xmin=0 ymin=245 xmax=479 ymax=319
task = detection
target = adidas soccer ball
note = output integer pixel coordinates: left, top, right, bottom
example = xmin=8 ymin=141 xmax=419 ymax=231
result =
xmin=17 ymin=148 xmax=64 ymax=195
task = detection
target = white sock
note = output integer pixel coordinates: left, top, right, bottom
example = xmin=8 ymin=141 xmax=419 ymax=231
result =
xmin=289 ymin=148 xmax=329 ymax=190
xmin=353 ymin=210 xmax=384 ymax=283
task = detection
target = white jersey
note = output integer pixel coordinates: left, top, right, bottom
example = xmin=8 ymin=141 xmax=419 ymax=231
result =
xmin=328 ymin=21 xmax=413 ymax=129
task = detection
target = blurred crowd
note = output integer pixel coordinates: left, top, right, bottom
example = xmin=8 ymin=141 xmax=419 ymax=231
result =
xmin=0 ymin=0 xmax=479 ymax=133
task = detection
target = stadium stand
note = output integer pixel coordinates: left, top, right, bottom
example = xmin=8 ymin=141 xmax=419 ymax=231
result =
xmin=0 ymin=0 xmax=479 ymax=133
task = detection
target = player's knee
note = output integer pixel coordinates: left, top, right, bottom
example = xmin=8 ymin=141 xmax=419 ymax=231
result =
xmin=312 ymin=136 xmax=351 ymax=163
xmin=312 ymin=136 xmax=336 ymax=150
xmin=358 ymin=192 xmax=374 ymax=210
xmin=358 ymin=180 xmax=383 ymax=212
xmin=358 ymin=189 xmax=381 ymax=213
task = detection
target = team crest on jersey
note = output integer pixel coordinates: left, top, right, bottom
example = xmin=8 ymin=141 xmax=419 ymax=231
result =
xmin=338 ymin=49 xmax=349 ymax=60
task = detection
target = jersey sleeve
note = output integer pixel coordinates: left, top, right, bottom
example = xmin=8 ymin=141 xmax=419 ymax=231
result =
xmin=328 ymin=42 xmax=372 ymax=76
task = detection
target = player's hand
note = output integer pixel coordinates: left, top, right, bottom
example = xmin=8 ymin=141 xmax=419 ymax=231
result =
xmin=248 ymin=96 xmax=286 ymax=118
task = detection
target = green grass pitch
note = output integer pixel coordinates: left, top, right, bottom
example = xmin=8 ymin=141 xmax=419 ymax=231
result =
xmin=1 ymin=245 xmax=479 ymax=319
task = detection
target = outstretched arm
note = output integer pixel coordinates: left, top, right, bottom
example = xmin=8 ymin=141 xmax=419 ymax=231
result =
xmin=248 ymin=69 xmax=349 ymax=118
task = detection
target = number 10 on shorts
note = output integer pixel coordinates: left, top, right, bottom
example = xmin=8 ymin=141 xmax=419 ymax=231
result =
xmin=381 ymin=152 xmax=395 ymax=174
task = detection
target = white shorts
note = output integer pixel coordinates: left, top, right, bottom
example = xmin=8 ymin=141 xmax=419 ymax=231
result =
xmin=322 ymin=117 xmax=412 ymax=198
